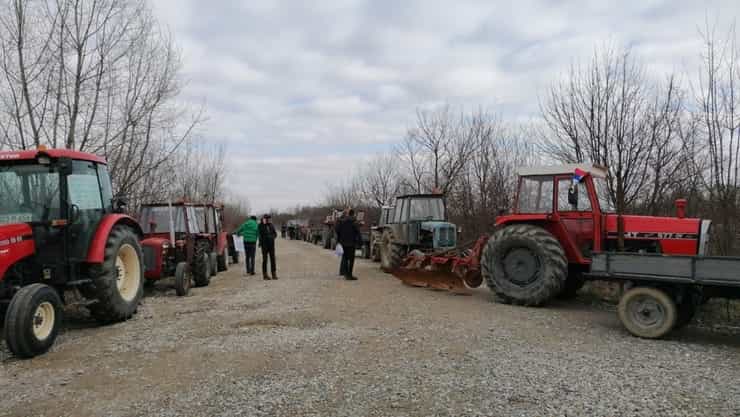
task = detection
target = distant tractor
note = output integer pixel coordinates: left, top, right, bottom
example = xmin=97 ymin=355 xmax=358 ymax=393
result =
xmin=0 ymin=148 xmax=145 ymax=358
xmin=379 ymin=194 xmax=457 ymax=271
xmin=138 ymin=202 xmax=213 ymax=295
xmin=193 ymin=203 xmax=230 ymax=274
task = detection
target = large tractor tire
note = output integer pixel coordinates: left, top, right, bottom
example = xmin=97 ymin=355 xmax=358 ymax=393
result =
xmin=481 ymin=224 xmax=567 ymax=306
xmin=84 ymin=225 xmax=144 ymax=323
xmin=217 ymin=249 xmax=228 ymax=272
xmin=4 ymin=284 xmax=63 ymax=358
xmin=618 ymin=286 xmax=677 ymax=339
xmin=380 ymin=230 xmax=405 ymax=272
xmin=209 ymin=252 xmax=218 ymax=277
xmin=174 ymin=262 xmax=191 ymax=297
xmin=192 ymin=242 xmax=211 ymax=287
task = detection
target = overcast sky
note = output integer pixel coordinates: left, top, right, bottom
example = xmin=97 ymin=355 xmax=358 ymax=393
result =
xmin=151 ymin=0 xmax=739 ymax=213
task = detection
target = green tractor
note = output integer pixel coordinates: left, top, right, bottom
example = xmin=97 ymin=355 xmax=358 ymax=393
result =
xmin=379 ymin=194 xmax=457 ymax=271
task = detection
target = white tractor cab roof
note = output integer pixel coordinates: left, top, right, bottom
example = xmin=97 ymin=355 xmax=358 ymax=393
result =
xmin=518 ymin=163 xmax=607 ymax=179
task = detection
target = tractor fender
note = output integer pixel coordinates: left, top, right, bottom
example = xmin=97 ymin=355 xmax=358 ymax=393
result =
xmin=0 ymin=223 xmax=35 ymax=282
xmin=86 ymin=214 xmax=143 ymax=264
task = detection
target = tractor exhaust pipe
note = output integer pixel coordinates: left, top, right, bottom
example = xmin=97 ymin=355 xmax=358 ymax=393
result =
xmin=675 ymin=199 xmax=687 ymax=219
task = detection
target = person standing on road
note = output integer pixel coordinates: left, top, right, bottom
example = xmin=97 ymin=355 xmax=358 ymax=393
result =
xmin=235 ymin=215 xmax=258 ymax=276
xmin=258 ymin=214 xmax=278 ymax=280
xmin=336 ymin=209 xmax=361 ymax=280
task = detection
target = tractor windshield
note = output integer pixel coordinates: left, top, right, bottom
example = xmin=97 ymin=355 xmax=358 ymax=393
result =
xmin=408 ymin=198 xmax=445 ymax=221
xmin=518 ymin=176 xmax=554 ymax=213
xmin=140 ymin=206 xmax=188 ymax=233
xmin=0 ymin=163 xmax=61 ymax=225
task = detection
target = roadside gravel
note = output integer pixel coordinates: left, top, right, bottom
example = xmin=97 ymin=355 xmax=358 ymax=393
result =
xmin=2 ymin=239 xmax=739 ymax=417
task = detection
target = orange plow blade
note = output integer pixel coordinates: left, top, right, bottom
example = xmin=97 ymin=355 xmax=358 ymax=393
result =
xmin=390 ymin=235 xmax=489 ymax=295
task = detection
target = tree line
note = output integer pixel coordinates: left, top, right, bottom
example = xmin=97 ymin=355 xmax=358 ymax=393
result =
xmin=0 ymin=0 xmax=237 ymax=213
xmin=325 ymin=22 xmax=740 ymax=255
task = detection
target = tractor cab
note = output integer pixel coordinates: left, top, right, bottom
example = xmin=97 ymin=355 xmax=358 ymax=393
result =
xmin=390 ymin=194 xmax=456 ymax=250
xmin=192 ymin=203 xmax=229 ymax=272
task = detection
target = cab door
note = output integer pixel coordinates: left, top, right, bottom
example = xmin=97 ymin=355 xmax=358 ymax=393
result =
xmin=555 ymin=175 xmax=594 ymax=258
xmin=66 ymin=160 xmax=106 ymax=262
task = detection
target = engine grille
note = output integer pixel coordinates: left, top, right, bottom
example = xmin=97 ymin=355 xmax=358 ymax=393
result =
xmin=142 ymin=245 xmax=156 ymax=272
xmin=436 ymin=226 xmax=456 ymax=248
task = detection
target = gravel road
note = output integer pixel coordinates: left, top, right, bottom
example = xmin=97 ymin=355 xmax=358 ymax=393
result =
xmin=2 ymin=238 xmax=740 ymax=417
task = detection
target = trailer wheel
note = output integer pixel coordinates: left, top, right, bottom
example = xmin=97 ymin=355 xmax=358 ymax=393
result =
xmin=4 ymin=284 xmax=63 ymax=358
xmin=174 ymin=262 xmax=191 ymax=296
xmin=84 ymin=226 xmax=144 ymax=323
xmin=481 ymin=224 xmax=567 ymax=306
xmin=618 ymin=286 xmax=677 ymax=339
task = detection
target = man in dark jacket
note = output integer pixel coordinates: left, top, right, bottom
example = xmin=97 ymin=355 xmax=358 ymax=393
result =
xmin=258 ymin=214 xmax=278 ymax=280
xmin=335 ymin=209 xmax=361 ymax=280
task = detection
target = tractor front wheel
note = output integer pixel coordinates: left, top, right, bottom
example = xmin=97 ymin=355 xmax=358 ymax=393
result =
xmin=84 ymin=226 xmax=144 ymax=323
xmin=174 ymin=262 xmax=191 ymax=296
xmin=4 ymin=284 xmax=63 ymax=358
xmin=618 ymin=286 xmax=677 ymax=339
xmin=380 ymin=230 xmax=404 ymax=272
xmin=209 ymin=252 xmax=218 ymax=277
xmin=481 ymin=224 xmax=567 ymax=306
xmin=217 ymin=250 xmax=228 ymax=272
xmin=192 ymin=242 xmax=211 ymax=287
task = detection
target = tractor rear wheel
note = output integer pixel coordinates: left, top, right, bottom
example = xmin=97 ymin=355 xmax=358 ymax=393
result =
xmin=380 ymin=230 xmax=404 ymax=272
xmin=209 ymin=252 xmax=218 ymax=277
xmin=4 ymin=284 xmax=63 ymax=358
xmin=618 ymin=286 xmax=677 ymax=339
xmin=481 ymin=224 xmax=567 ymax=306
xmin=174 ymin=262 xmax=191 ymax=296
xmin=84 ymin=226 xmax=144 ymax=323
xmin=217 ymin=250 xmax=228 ymax=272
xmin=192 ymin=242 xmax=211 ymax=287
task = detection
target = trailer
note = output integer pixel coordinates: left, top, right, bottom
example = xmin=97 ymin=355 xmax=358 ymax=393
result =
xmin=586 ymin=252 xmax=740 ymax=339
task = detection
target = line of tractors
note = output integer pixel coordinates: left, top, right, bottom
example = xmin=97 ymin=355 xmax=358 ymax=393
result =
xmin=0 ymin=148 xmax=234 ymax=358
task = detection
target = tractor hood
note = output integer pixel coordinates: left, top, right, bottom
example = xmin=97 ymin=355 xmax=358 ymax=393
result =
xmin=421 ymin=221 xmax=457 ymax=249
xmin=604 ymin=214 xmax=705 ymax=255
xmin=0 ymin=223 xmax=35 ymax=281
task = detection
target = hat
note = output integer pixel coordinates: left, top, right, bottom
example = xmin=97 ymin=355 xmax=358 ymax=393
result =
xmin=264 ymin=214 xmax=272 ymax=219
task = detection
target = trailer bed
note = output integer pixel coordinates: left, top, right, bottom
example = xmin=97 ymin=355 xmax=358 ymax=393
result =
xmin=586 ymin=252 xmax=740 ymax=288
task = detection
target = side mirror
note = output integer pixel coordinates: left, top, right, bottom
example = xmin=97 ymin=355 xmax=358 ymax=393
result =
xmin=568 ymin=185 xmax=578 ymax=207
xmin=69 ymin=204 xmax=80 ymax=224
xmin=112 ymin=197 xmax=128 ymax=213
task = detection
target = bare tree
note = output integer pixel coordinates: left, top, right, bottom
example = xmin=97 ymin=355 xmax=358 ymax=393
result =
xmin=360 ymin=153 xmax=401 ymax=207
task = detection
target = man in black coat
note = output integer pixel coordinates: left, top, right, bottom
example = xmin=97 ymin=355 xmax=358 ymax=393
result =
xmin=258 ymin=214 xmax=278 ymax=280
xmin=335 ymin=209 xmax=361 ymax=280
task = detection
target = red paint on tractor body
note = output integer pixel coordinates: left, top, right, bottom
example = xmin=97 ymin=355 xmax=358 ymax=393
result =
xmin=0 ymin=148 xmax=106 ymax=164
xmin=141 ymin=237 xmax=168 ymax=279
xmin=604 ymin=214 xmax=701 ymax=255
xmin=0 ymin=223 xmax=35 ymax=281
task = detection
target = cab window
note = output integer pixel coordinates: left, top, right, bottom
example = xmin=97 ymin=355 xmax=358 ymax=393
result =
xmin=517 ymin=176 xmax=554 ymax=213
xmin=557 ymin=179 xmax=592 ymax=212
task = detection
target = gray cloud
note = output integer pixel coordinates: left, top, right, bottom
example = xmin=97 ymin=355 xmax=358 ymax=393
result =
xmin=152 ymin=0 xmax=739 ymax=212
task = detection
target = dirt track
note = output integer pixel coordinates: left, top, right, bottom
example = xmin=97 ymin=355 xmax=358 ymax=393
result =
xmin=2 ymin=238 xmax=740 ymax=417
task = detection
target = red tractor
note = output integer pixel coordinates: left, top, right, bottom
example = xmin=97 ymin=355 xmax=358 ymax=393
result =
xmin=192 ymin=203 xmax=230 ymax=273
xmin=0 ymin=148 xmax=145 ymax=358
xmin=138 ymin=202 xmax=213 ymax=295
xmin=479 ymin=164 xmax=709 ymax=306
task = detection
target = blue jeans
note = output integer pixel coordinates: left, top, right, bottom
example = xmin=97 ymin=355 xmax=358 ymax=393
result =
xmin=244 ymin=241 xmax=256 ymax=274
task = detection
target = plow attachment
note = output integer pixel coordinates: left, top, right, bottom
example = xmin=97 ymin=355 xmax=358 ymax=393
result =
xmin=391 ymin=235 xmax=489 ymax=294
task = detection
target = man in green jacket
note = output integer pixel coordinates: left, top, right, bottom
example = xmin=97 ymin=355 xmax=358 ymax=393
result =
xmin=235 ymin=215 xmax=258 ymax=275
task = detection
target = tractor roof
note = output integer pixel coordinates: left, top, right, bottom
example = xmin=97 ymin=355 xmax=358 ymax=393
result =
xmin=396 ymin=193 xmax=445 ymax=199
xmin=518 ymin=163 xmax=607 ymax=178
xmin=0 ymin=148 xmax=106 ymax=164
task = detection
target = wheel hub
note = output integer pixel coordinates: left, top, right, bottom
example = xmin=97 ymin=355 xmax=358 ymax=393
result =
xmin=629 ymin=296 xmax=665 ymax=328
xmin=32 ymin=302 xmax=55 ymax=340
xmin=503 ymin=248 xmax=540 ymax=286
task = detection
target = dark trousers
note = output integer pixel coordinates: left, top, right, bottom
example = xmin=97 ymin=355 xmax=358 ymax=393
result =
xmin=340 ymin=245 xmax=356 ymax=278
xmin=244 ymin=241 xmax=256 ymax=274
xmin=261 ymin=242 xmax=276 ymax=275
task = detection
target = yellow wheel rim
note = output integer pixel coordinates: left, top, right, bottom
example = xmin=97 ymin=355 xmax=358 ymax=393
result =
xmin=33 ymin=301 xmax=55 ymax=340
xmin=116 ymin=244 xmax=141 ymax=302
